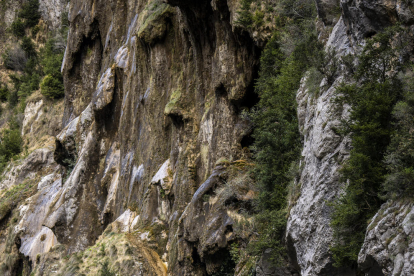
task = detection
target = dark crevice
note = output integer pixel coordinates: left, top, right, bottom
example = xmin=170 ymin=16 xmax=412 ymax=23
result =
xmin=95 ymin=69 xmax=123 ymax=138
xmin=10 ymin=239 xmax=32 ymax=276
xmin=205 ymin=248 xmax=235 ymax=276
xmin=231 ymin=70 xmax=260 ymax=113
xmin=169 ymin=114 xmax=185 ymax=129
xmin=359 ymin=256 xmax=384 ymax=276
xmin=224 ymin=195 xmax=254 ymax=214
xmin=286 ymin=234 xmax=301 ymax=274
xmin=241 ymin=133 xmax=254 ymax=149
xmin=215 ymin=84 xmax=227 ymax=98
xmin=191 ymin=246 xmax=208 ymax=275
xmin=54 ymin=138 xmax=77 ymax=181
xmin=63 ymin=19 xmax=103 ymax=126
xmin=67 ymin=20 xmax=102 ymax=78
xmin=54 ymin=139 xmax=76 ymax=167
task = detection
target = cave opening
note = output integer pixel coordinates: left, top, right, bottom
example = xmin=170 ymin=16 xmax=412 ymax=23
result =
xmin=231 ymin=73 xmax=260 ymax=113
xmin=241 ymin=133 xmax=254 ymax=149
xmin=191 ymin=246 xmax=207 ymax=274
xmin=206 ymin=248 xmax=236 ymax=276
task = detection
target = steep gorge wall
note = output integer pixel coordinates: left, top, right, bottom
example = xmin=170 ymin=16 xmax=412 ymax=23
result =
xmin=34 ymin=0 xmax=260 ymax=274
xmin=286 ymin=1 xmax=414 ymax=276
xmin=1 ymin=0 xmax=414 ymax=275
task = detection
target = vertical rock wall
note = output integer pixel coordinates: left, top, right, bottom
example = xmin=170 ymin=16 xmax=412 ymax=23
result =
xmin=37 ymin=0 xmax=260 ymax=274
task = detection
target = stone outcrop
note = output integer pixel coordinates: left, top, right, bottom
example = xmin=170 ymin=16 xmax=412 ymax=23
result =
xmin=28 ymin=0 xmax=260 ymax=274
xmin=2 ymin=0 xmax=414 ymax=275
xmin=286 ymin=1 xmax=414 ymax=276
xmin=38 ymin=0 xmax=68 ymax=29
xmin=286 ymin=12 xmax=355 ymax=275
xmin=0 ymin=0 xmax=68 ymax=29
xmin=358 ymin=200 xmax=414 ymax=276
xmin=287 ymin=73 xmax=353 ymax=275
xmin=341 ymin=0 xmax=414 ymax=43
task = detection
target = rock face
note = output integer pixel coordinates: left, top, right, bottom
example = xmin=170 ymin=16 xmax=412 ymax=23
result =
xmin=285 ymin=1 xmax=414 ymax=276
xmin=38 ymin=0 xmax=68 ymax=29
xmin=287 ymin=74 xmax=353 ymax=275
xmin=1 ymin=0 xmax=414 ymax=275
xmin=285 ymin=13 xmax=354 ymax=276
xmin=341 ymin=0 xmax=414 ymax=42
xmin=358 ymin=200 xmax=414 ymax=276
xmin=35 ymin=0 xmax=259 ymax=274
xmin=0 ymin=0 xmax=67 ymax=29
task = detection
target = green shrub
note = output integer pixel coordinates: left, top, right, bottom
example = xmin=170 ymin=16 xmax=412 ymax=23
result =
xmin=309 ymin=46 xmax=339 ymax=85
xmin=17 ymin=82 xmax=31 ymax=99
xmin=10 ymin=19 xmax=25 ymax=38
xmin=281 ymin=0 xmax=316 ymax=20
xmin=99 ymin=260 xmax=115 ymax=276
xmin=40 ymin=74 xmax=64 ymax=99
xmin=253 ymin=10 xmax=265 ymax=27
xmin=235 ymin=0 xmax=253 ymax=28
xmin=0 ymin=117 xmax=22 ymax=162
xmin=8 ymin=90 xmax=18 ymax=108
xmin=20 ymin=37 xmax=37 ymax=58
xmin=19 ymin=0 xmax=41 ymax=29
xmin=41 ymin=38 xmax=64 ymax=76
xmin=39 ymin=37 xmax=65 ymax=99
xmin=0 ymin=84 xmax=9 ymax=102
xmin=31 ymin=25 xmax=40 ymax=37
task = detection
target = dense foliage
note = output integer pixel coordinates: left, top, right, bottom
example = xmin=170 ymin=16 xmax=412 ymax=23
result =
xmin=9 ymin=0 xmax=41 ymax=38
xmin=0 ymin=83 xmax=8 ymax=102
xmin=383 ymin=71 xmax=414 ymax=197
xmin=40 ymin=38 xmax=65 ymax=99
xmin=0 ymin=0 xmax=66 ymax=174
xmin=0 ymin=117 xmax=22 ymax=172
xmin=235 ymin=0 xmax=253 ymax=28
xmin=246 ymin=0 xmax=320 ymax=264
xmin=3 ymin=35 xmax=65 ymax=107
xmin=330 ymin=26 xmax=406 ymax=267
xmin=18 ymin=0 xmax=41 ymax=29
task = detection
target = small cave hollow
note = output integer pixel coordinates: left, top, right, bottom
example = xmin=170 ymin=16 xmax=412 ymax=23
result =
xmin=231 ymin=79 xmax=260 ymax=113
xmin=206 ymin=248 xmax=236 ymax=276
xmin=241 ymin=133 xmax=254 ymax=149
xmin=169 ymin=114 xmax=185 ymax=129
xmin=191 ymin=246 xmax=207 ymax=274
xmin=215 ymin=83 xmax=227 ymax=99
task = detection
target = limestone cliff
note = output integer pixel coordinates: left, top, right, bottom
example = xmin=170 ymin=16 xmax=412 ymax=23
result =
xmin=0 ymin=0 xmax=413 ymax=275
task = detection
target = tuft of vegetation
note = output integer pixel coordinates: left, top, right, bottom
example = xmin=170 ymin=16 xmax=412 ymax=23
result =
xmin=0 ymin=83 xmax=9 ymax=102
xmin=40 ymin=37 xmax=65 ymax=99
xmin=0 ymin=117 xmax=23 ymax=171
xmin=10 ymin=18 xmax=25 ymax=38
xmin=18 ymin=0 xmax=41 ymax=29
xmin=40 ymin=74 xmax=64 ymax=99
xmin=21 ymin=36 xmax=37 ymax=58
xmin=99 ymin=260 xmax=115 ymax=276
xmin=330 ymin=25 xmax=406 ymax=267
xmin=2 ymin=46 xmax=27 ymax=71
xmin=0 ymin=178 xmax=33 ymax=222
xmin=235 ymin=0 xmax=253 ymax=29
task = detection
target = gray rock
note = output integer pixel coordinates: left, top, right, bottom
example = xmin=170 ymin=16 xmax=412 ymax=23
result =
xmin=359 ymin=201 xmax=414 ymax=276
xmin=39 ymin=0 xmax=68 ymax=29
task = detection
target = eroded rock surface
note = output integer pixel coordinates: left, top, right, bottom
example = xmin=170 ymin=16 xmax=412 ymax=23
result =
xmin=359 ymin=200 xmax=414 ymax=276
xmin=2 ymin=0 xmax=414 ymax=275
